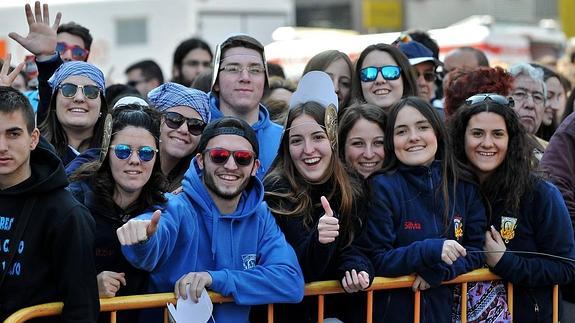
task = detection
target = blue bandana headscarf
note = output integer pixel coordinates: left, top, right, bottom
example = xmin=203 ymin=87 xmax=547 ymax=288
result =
xmin=48 ymin=61 xmax=106 ymax=96
xmin=147 ymin=82 xmax=211 ymax=123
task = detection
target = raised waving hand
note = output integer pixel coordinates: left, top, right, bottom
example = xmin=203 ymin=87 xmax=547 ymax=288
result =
xmin=8 ymin=1 xmax=61 ymax=56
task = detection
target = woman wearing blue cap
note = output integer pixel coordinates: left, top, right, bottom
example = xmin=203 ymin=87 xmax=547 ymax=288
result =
xmin=39 ymin=61 xmax=107 ymax=167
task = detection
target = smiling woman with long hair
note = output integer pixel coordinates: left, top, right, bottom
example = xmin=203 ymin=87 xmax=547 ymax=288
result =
xmin=263 ymin=96 xmax=372 ymax=322
xmin=359 ymin=96 xmax=486 ymax=323
xmin=68 ymin=104 xmax=166 ymax=322
xmin=448 ymin=94 xmax=575 ymax=322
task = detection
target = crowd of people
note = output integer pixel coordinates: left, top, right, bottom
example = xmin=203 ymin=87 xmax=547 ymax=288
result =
xmin=1 ymin=1 xmax=575 ymax=322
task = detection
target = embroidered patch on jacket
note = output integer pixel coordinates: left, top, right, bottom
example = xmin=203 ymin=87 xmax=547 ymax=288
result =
xmin=242 ymin=254 xmax=256 ymax=270
xmin=404 ymin=221 xmax=422 ymax=230
xmin=454 ymin=215 xmax=463 ymax=241
xmin=500 ymin=217 xmax=518 ymax=243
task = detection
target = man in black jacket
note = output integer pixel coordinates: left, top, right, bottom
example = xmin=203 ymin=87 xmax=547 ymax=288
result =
xmin=0 ymin=86 xmax=99 ymax=322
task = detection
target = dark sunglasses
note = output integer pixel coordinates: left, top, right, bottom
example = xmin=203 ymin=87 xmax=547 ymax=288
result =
xmin=164 ymin=111 xmax=207 ymax=136
xmin=183 ymin=60 xmax=211 ymax=68
xmin=415 ymin=70 xmax=437 ymax=82
xmin=360 ymin=66 xmax=402 ymax=82
xmin=55 ymin=42 xmax=89 ymax=61
xmin=110 ymin=144 xmax=157 ymax=162
xmin=465 ymin=93 xmax=515 ymax=108
xmin=58 ymin=83 xmax=100 ymax=100
xmin=204 ymin=148 xmax=255 ymax=167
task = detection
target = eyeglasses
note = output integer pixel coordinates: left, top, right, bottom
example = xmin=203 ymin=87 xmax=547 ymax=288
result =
xmin=465 ymin=93 xmax=515 ymax=108
xmin=55 ymin=42 xmax=89 ymax=61
xmin=360 ymin=66 xmax=402 ymax=82
xmin=164 ymin=111 xmax=207 ymax=136
xmin=58 ymin=83 xmax=100 ymax=100
xmin=415 ymin=70 xmax=437 ymax=82
xmin=183 ymin=60 xmax=211 ymax=68
xmin=204 ymin=148 xmax=255 ymax=166
xmin=511 ymin=90 xmax=545 ymax=106
xmin=110 ymin=144 xmax=158 ymax=162
xmin=219 ymin=64 xmax=266 ymax=75
xmin=126 ymin=79 xmax=149 ymax=88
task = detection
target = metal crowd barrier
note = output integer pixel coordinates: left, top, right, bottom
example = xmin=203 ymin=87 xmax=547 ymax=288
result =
xmin=5 ymin=268 xmax=560 ymax=323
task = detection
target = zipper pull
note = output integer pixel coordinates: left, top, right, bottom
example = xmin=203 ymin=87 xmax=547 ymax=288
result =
xmin=534 ymin=303 xmax=540 ymax=313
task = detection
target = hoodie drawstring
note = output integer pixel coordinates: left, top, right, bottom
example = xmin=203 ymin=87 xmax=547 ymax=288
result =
xmin=211 ymin=208 xmax=218 ymax=261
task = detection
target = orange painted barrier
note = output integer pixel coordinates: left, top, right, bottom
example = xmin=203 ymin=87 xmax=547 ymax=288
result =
xmin=5 ymin=268 xmax=560 ymax=323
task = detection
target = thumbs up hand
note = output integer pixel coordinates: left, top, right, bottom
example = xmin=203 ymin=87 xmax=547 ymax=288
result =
xmin=117 ymin=210 xmax=161 ymax=246
xmin=318 ymin=196 xmax=339 ymax=244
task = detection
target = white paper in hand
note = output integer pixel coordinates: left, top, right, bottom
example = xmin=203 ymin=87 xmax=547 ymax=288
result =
xmin=166 ymin=288 xmax=213 ymax=323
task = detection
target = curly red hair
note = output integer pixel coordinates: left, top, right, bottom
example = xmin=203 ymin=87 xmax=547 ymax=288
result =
xmin=443 ymin=66 xmax=514 ymax=118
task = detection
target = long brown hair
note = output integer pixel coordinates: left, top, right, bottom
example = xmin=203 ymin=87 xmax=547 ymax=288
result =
xmin=264 ymin=101 xmax=363 ymax=246
xmin=382 ymin=96 xmax=466 ymax=230
xmin=448 ymin=99 xmax=536 ymax=218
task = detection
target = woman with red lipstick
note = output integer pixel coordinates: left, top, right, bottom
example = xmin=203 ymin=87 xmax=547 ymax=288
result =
xmin=448 ymin=94 xmax=575 ymax=322
xmin=68 ymin=104 xmax=166 ymax=322
xmin=261 ymin=72 xmax=373 ymax=323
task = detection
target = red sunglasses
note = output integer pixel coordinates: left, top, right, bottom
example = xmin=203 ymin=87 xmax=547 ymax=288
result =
xmin=204 ymin=148 xmax=255 ymax=166
xmin=56 ymin=42 xmax=89 ymax=61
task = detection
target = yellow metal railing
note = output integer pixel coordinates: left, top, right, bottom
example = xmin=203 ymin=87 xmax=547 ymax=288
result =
xmin=5 ymin=268 xmax=560 ymax=323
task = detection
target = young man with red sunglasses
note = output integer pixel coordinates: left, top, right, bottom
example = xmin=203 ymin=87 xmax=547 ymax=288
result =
xmin=117 ymin=117 xmax=304 ymax=323
xmin=9 ymin=1 xmax=93 ymax=124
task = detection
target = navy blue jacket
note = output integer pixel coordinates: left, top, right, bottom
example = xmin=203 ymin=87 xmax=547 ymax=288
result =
xmin=360 ymin=161 xmax=486 ymax=323
xmin=489 ymin=178 xmax=575 ymax=322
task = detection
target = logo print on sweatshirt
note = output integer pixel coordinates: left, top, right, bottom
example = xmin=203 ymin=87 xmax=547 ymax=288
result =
xmin=404 ymin=221 xmax=421 ymax=230
xmin=454 ymin=215 xmax=463 ymax=241
xmin=500 ymin=217 xmax=518 ymax=243
xmin=242 ymin=254 xmax=256 ymax=270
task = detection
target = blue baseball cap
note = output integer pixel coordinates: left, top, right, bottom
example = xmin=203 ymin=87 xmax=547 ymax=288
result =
xmin=399 ymin=41 xmax=437 ymax=66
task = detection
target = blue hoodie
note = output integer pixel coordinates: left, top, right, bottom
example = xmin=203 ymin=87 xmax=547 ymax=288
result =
xmin=121 ymin=158 xmax=304 ymax=323
xmin=209 ymin=94 xmax=282 ymax=179
xmin=360 ymin=161 xmax=486 ymax=323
